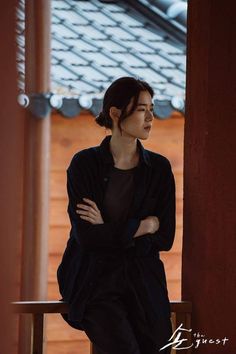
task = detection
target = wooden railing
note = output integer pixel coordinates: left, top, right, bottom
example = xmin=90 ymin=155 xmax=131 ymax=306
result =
xmin=12 ymin=300 xmax=192 ymax=354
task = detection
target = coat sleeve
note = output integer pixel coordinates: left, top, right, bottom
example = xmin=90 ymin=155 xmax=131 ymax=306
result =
xmin=67 ymin=153 xmax=141 ymax=252
xmin=150 ymin=158 xmax=176 ymax=251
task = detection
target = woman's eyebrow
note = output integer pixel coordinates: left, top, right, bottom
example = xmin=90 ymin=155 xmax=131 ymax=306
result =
xmin=137 ymin=103 xmax=154 ymax=106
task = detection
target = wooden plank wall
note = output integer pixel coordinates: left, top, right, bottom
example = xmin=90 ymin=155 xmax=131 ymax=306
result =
xmin=46 ymin=111 xmax=184 ymax=353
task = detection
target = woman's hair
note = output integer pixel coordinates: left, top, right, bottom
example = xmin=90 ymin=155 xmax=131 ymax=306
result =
xmin=95 ymin=77 xmax=154 ymax=132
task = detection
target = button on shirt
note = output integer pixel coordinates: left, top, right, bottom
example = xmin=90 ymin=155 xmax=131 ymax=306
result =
xmin=57 ymin=134 xmax=176 ymax=330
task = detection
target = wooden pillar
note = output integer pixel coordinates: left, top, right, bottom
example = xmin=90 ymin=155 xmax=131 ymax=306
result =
xmin=0 ymin=1 xmax=22 ymax=353
xmin=182 ymin=0 xmax=236 ymax=353
xmin=19 ymin=0 xmax=51 ymax=353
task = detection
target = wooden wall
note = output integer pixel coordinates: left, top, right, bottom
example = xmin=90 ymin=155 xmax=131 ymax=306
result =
xmin=46 ymin=111 xmax=184 ymax=353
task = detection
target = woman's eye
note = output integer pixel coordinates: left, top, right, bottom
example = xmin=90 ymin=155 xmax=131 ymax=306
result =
xmin=137 ymin=108 xmax=154 ymax=113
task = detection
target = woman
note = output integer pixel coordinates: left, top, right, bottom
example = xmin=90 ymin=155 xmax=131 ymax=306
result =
xmin=57 ymin=77 xmax=176 ymax=354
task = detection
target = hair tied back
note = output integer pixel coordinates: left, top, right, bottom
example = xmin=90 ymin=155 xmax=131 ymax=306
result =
xmin=95 ymin=112 xmax=106 ymax=127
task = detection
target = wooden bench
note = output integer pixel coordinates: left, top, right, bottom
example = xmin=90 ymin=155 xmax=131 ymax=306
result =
xmin=12 ymin=300 xmax=192 ymax=354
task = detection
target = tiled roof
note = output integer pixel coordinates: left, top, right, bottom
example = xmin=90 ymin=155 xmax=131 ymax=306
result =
xmin=17 ymin=0 xmax=187 ymax=118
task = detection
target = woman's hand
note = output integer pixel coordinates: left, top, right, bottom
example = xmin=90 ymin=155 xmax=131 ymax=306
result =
xmin=76 ymin=198 xmax=104 ymax=224
xmin=133 ymin=215 xmax=160 ymax=238
xmin=144 ymin=215 xmax=160 ymax=234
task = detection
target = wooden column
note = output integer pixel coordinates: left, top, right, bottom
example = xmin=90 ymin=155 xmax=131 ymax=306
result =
xmin=19 ymin=0 xmax=51 ymax=353
xmin=182 ymin=0 xmax=236 ymax=353
xmin=0 ymin=0 xmax=22 ymax=353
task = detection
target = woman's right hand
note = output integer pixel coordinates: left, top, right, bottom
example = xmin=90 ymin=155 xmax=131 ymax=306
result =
xmin=144 ymin=215 xmax=160 ymax=234
xmin=76 ymin=198 xmax=104 ymax=224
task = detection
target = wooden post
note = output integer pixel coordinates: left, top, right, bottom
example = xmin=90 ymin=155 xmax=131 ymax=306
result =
xmin=182 ymin=0 xmax=236 ymax=353
xmin=0 ymin=0 xmax=22 ymax=352
xmin=18 ymin=1 xmax=51 ymax=353
xmin=32 ymin=314 xmax=44 ymax=354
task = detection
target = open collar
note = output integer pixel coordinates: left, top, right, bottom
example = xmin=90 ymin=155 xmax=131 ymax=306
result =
xmin=99 ymin=134 xmax=151 ymax=167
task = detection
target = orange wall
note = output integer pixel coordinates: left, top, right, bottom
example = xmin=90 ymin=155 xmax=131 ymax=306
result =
xmin=46 ymin=111 xmax=184 ymax=353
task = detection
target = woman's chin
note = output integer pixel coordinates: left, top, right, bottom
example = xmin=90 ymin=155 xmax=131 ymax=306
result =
xmin=140 ymin=130 xmax=151 ymax=139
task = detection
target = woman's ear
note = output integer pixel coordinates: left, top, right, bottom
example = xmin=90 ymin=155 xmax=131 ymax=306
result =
xmin=109 ymin=106 xmax=121 ymax=123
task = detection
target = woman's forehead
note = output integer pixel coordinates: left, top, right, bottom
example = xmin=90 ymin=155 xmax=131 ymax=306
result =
xmin=137 ymin=90 xmax=153 ymax=103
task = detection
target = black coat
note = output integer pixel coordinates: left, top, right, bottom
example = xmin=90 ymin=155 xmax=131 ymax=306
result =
xmin=57 ymin=134 xmax=176 ymax=330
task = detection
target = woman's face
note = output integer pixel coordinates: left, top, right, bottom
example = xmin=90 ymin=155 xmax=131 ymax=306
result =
xmin=119 ymin=90 xmax=154 ymax=140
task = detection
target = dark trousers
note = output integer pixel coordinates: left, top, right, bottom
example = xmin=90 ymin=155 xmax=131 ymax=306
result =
xmin=81 ymin=256 xmax=173 ymax=354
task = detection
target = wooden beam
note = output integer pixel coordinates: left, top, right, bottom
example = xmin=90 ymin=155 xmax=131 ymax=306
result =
xmin=13 ymin=301 xmax=69 ymax=314
xmin=13 ymin=300 xmax=192 ymax=314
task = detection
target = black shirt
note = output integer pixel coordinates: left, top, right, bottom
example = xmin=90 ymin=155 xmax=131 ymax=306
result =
xmin=57 ymin=134 xmax=176 ymax=329
xmin=103 ymin=165 xmax=137 ymax=222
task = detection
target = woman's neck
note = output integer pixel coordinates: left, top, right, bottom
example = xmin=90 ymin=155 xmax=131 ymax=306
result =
xmin=109 ymin=134 xmax=139 ymax=169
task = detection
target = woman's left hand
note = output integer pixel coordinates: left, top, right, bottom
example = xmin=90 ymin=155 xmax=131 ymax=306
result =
xmin=76 ymin=198 xmax=104 ymax=224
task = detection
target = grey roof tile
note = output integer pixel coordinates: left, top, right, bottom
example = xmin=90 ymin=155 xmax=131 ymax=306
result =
xmin=17 ymin=0 xmax=187 ymax=118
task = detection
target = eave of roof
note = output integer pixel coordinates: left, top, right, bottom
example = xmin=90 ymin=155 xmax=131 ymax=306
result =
xmin=16 ymin=0 xmax=187 ymax=119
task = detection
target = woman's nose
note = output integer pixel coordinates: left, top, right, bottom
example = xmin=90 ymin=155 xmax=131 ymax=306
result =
xmin=146 ymin=110 xmax=154 ymax=120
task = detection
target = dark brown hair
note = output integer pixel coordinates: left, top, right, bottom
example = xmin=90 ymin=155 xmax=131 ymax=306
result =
xmin=95 ymin=76 xmax=154 ymax=132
